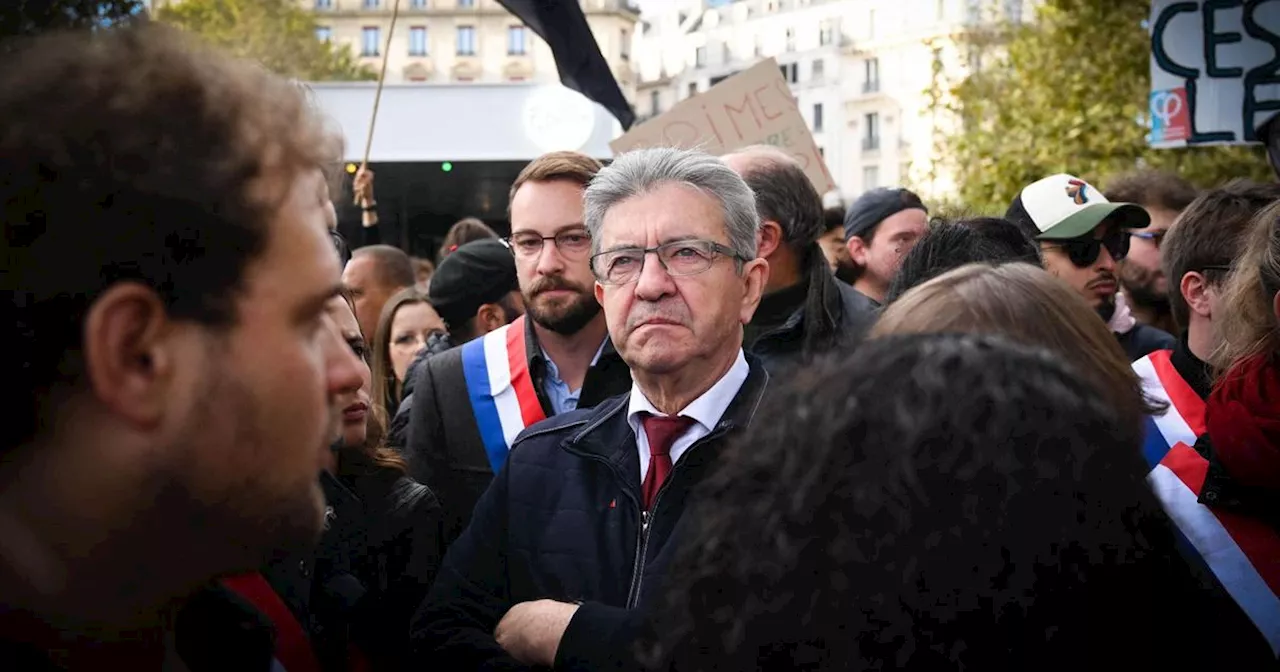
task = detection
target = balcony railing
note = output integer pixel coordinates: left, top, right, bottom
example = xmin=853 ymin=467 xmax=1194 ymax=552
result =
xmin=862 ymin=79 xmax=880 ymax=94
xmin=862 ymin=136 xmax=881 ymax=152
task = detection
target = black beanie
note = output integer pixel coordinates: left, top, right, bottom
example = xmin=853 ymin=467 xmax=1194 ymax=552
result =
xmin=843 ymin=187 xmax=928 ymax=241
xmin=428 ymin=239 xmax=519 ymax=326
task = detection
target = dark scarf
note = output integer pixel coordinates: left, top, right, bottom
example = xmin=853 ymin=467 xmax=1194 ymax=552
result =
xmin=1205 ymin=354 xmax=1280 ymax=490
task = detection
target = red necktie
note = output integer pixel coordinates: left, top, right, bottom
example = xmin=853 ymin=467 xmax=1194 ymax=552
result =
xmin=640 ymin=413 xmax=696 ymax=510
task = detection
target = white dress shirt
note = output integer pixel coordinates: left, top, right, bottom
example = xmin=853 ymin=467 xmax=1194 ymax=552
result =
xmin=626 ymin=349 xmax=749 ymax=484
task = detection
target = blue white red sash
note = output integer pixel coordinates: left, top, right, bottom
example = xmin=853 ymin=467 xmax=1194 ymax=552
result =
xmin=460 ymin=316 xmax=547 ymax=473
xmin=1134 ymin=349 xmax=1205 ymax=468
xmin=1134 ymin=349 xmax=1280 ymax=655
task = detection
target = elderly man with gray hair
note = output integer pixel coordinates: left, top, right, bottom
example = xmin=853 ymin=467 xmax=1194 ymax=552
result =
xmin=412 ymin=147 xmax=771 ymax=671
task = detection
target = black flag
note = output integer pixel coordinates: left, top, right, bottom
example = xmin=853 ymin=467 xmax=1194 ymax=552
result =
xmin=498 ymin=0 xmax=636 ymax=131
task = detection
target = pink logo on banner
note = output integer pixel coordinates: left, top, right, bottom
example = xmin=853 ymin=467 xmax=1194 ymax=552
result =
xmin=1150 ymin=88 xmax=1190 ymax=143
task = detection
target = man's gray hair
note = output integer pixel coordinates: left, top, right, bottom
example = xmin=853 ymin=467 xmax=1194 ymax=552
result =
xmin=584 ymin=147 xmax=760 ymax=262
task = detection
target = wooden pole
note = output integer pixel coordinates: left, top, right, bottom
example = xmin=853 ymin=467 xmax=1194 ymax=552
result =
xmin=355 ymin=0 xmax=402 ymax=203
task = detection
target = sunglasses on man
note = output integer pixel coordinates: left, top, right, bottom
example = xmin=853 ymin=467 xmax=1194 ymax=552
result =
xmin=1043 ymin=228 xmax=1130 ymax=268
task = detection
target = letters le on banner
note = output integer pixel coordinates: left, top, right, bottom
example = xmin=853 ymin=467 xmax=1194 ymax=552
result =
xmin=610 ymin=58 xmax=836 ymax=192
xmin=1149 ymin=0 xmax=1280 ymax=149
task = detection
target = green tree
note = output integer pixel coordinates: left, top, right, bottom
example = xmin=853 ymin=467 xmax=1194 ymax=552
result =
xmin=0 ymin=0 xmax=144 ymax=50
xmin=938 ymin=0 xmax=1269 ymax=215
xmin=157 ymin=0 xmax=374 ymax=81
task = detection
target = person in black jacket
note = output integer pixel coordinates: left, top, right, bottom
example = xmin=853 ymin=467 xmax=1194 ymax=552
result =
xmin=264 ymin=293 xmax=445 ymax=671
xmin=1005 ymin=173 xmax=1176 ymax=360
xmin=412 ymin=147 xmax=771 ymax=671
xmin=722 ymin=146 xmax=879 ymax=370
xmin=404 ymin=152 xmax=632 ymax=543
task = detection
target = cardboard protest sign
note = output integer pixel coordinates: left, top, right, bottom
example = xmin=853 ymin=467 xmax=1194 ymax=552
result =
xmin=1149 ymin=1 xmax=1280 ymax=148
xmin=610 ymin=58 xmax=836 ymax=192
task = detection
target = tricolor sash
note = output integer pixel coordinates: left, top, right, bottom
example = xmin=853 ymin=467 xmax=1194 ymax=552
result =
xmin=1135 ymin=350 xmax=1280 ymax=656
xmin=1134 ymin=349 xmax=1205 ymax=468
xmin=461 ymin=316 xmax=547 ymax=473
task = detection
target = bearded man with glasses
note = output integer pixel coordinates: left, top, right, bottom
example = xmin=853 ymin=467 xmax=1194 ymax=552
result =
xmin=404 ymin=151 xmax=631 ymax=547
xmin=413 ymin=147 xmax=771 ymax=672
xmin=1006 ymin=173 xmax=1176 ymax=361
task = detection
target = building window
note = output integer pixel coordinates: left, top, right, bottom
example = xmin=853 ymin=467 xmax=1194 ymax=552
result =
xmin=410 ymin=0 xmax=427 ymax=7
xmin=863 ymin=165 xmax=880 ymax=190
xmin=863 ymin=112 xmax=881 ymax=151
xmin=695 ymin=46 xmax=707 ymax=67
xmin=315 ymin=26 xmax=332 ymax=42
xmin=315 ymin=0 xmax=332 ymax=8
xmin=687 ymin=82 xmax=698 ymax=98
xmin=785 ymin=27 xmax=796 ymax=52
xmin=508 ymin=26 xmax=527 ymax=55
xmin=409 ymin=26 xmax=427 ymax=56
xmin=459 ymin=0 xmax=475 ymax=6
xmin=779 ymin=62 xmax=798 ymax=84
xmin=363 ymin=0 xmax=379 ymax=8
xmin=864 ymin=58 xmax=880 ymax=92
xmin=650 ymin=90 xmax=661 ymax=116
xmin=867 ymin=8 xmax=876 ymax=39
xmin=813 ymin=103 xmax=824 ymax=133
xmin=361 ymin=26 xmax=380 ymax=56
xmin=819 ymin=19 xmax=836 ymax=46
xmin=753 ymin=35 xmax=763 ymax=57
xmin=936 ymin=0 xmax=946 ymax=20
xmin=457 ymin=25 xmax=476 ymax=55
xmin=621 ymin=29 xmax=630 ymax=61
xmin=812 ymin=58 xmax=824 ymax=80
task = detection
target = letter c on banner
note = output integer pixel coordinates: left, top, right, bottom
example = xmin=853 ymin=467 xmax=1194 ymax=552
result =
xmin=1152 ymin=2 xmax=1200 ymax=79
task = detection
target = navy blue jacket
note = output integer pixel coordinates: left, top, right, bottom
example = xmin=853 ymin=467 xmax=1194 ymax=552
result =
xmin=411 ymin=358 xmax=770 ymax=671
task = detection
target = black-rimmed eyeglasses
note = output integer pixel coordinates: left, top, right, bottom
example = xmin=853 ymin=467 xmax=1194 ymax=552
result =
xmin=506 ymin=229 xmax=592 ymax=260
xmin=590 ymin=240 xmax=747 ymax=286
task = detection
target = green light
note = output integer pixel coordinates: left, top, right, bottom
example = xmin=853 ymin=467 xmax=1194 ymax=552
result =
xmin=441 ymin=162 xmax=453 ymax=172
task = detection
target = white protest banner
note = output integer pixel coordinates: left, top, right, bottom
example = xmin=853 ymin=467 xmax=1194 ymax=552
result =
xmin=1149 ymin=1 xmax=1280 ymax=148
xmin=610 ymin=58 xmax=836 ymax=192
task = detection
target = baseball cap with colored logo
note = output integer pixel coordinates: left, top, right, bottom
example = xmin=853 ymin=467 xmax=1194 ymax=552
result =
xmin=1005 ymin=174 xmax=1150 ymax=241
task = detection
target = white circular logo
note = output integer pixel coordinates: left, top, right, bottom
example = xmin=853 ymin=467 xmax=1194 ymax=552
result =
xmin=523 ymin=85 xmax=597 ymax=153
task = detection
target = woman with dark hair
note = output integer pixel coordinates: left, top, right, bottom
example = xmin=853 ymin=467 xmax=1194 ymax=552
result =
xmin=259 ymin=293 xmax=445 ymax=671
xmin=645 ymin=333 xmax=1239 ymax=671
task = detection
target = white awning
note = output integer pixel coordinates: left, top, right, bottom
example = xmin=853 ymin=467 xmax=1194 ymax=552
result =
xmin=304 ymin=82 xmax=624 ymax=163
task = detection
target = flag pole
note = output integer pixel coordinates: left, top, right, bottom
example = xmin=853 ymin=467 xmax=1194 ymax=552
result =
xmin=355 ymin=0 xmax=402 ymax=204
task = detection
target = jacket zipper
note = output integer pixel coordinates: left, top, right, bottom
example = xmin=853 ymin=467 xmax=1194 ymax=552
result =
xmin=623 ymin=425 xmax=732 ymax=609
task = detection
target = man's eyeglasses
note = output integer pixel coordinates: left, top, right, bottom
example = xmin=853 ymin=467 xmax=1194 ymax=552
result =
xmin=1131 ymin=230 xmax=1166 ymax=248
xmin=591 ymin=240 xmax=746 ymax=286
xmin=506 ymin=229 xmax=592 ymax=260
xmin=1044 ymin=229 xmax=1130 ymax=268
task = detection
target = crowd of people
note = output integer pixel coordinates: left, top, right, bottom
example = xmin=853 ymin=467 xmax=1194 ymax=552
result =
xmin=3 ymin=22 xmax=1279 ymax=671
